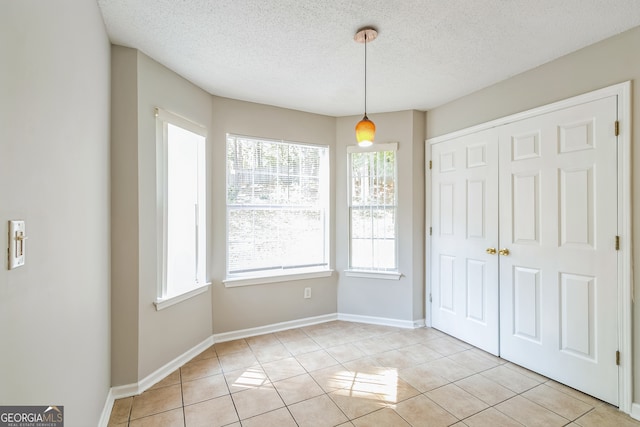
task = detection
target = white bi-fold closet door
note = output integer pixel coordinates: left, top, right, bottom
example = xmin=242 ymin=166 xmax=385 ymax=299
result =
xmin=430 ymin=94 xmax=619 ymax=405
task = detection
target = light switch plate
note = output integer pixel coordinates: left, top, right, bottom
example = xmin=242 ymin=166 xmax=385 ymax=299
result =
xmin=8 ymin=220 xmax=26 ymax=270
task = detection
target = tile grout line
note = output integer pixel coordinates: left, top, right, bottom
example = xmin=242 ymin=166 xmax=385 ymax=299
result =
xmin=214 ymin=344 xmax=245 ymax=426
xmin=259 ymin=327 xmax=349 ymax=426
xmin=113 ymin=322 xmax=630 ymax=427
xmin=247 ymin=332 xmax=300 ymax=426
xmin=179 ymin=368 xmax=186 ymax=427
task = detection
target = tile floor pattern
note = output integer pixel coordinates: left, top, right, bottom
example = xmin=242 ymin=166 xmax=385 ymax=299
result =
xmin=108 ymin=321 xmax=640 ymax=427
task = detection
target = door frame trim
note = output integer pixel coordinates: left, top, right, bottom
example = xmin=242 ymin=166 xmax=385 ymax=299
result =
xmin=425 ymin=81 xmax=632 ymax=414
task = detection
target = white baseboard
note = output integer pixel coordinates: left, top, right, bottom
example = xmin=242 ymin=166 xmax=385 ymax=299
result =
xmin=631 ymin=403 xmax=640 ymax=421
xmin=412 ymin=318 xmax=426 ymax=328
xmin=98 ymin=388 xmax=115 ymax=427
xmin=114 ymin=334 xmax=215 ymax=400
xmin=99 ymin=312 xmax=425 ymax=426
xmin=98 ymin=334 xmax=214 ymax=427
xmin=213 ymin=313 xmax=425 ymax=344
xmin=213 ymin=313 xmax=338 ymax=343
xmin=138 ymin=336 xmax=215 ymax=394
xmin=338 ymin=313 xmax=425 ymax=329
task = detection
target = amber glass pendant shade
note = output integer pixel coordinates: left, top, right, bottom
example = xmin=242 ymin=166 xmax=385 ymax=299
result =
xmin=355 ymin=114 xmax=375 ymax=147
xmin=354 ymin=27 xmax=378 ymax=148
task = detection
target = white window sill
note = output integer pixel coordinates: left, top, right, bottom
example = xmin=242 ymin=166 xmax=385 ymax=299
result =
xmin=224 ymin=269 xmax=334 ymax=288
xmin=344 ymin=270 xmax=402 ymax=280
xmin=154 ymin=283 xmax=211 ymax=311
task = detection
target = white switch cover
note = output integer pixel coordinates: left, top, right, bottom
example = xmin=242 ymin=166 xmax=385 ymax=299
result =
xmin=8 ymin=220 xmax=26 ymax=269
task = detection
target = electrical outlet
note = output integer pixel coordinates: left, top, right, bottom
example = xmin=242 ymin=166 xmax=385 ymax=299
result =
xmin=304 ymin=287 xmax=311 ymax=299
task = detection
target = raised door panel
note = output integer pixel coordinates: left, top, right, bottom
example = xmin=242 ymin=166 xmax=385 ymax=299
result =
xmin=560 ymin=273 xmax=595 ymax=360
xmin=559 ymin=167 xmax=594 ymax=248
xmin=511 ymin=172 xmax=540 ymax=244
xmin=467 ymin=180 xmax=485 ymax=239
xmin=439 ymin=183 xmax=455 ymax=237
xmin=512 ymin=266 xmax=541 ymax=343
xmin=438 ymin=255 xmax=456 ymax=312
xmin=466 ymin=259 xmax=486 ymax=324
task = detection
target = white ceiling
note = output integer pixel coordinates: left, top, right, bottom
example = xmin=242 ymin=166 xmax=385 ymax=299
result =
xmin=97 ymin=0 xmax=640 ymax=117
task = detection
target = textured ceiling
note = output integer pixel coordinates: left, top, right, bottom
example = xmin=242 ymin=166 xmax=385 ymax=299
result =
xmin=97 ymin=0 xmax=640 ymax=117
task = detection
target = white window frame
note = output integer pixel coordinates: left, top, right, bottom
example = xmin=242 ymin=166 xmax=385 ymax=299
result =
xmin=224 ymin=134 xmax=331 ymax=287
xmin=154 ymin=108 xmax=210 ymax=309
xmin=346 ymin=142 xmax=401 ymax=280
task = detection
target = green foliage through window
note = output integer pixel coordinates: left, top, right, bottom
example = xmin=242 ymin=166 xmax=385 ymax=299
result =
xmin=349 ymin=147 xmax=397 ymax=271
xmin=226 ymin=135 xmax=329 ymax=275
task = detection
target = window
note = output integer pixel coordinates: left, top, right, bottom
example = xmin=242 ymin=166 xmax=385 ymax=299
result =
xmin=226 ymin=134 xmax=329 ymax=284
xmin=348 ymin=143 xmax=398 ymax=275
xmin=155 ymin=108 xmax=208 ymax=308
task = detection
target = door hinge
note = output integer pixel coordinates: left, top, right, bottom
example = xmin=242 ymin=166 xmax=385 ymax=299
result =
xmin=429 ymin=227 xmax=432 ymax=236
xmin=429 ymin=160 xmax=432 ymax=170
xmin=615 ymin=121 xmax=620 ymax=136
xmin=615 ymin=235 xmax=620 ymax=251
xmin=616 ymin=350 xmax=620 ymax=366
xmin=429 ymin=293 xmax=432 ymax=303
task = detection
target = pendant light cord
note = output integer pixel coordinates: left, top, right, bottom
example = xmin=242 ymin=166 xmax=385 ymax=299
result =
xmin=364 ymin=33 xmax=368 ymax=115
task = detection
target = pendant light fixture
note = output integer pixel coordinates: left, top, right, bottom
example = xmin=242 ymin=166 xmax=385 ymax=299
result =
xmin=354 ymin=27 xmax=378 ymax=147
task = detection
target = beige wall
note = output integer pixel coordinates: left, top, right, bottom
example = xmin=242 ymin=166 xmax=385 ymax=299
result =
xmin=425 ymin=26 xmax=640 ymax=402
xmin=210 ymin=96 xmax=339 ymax=333
xmin=0 ymin=0 xmax=111 ymax=425
xmin=110 ymin=51 xmax=340 ymax=381
xmin=110 ymin=48 xmax=214 ymax=383
xmin=336 ymin=110 xmax=426 ymax=323
xmin=136 ymin=51 xmax=215 ymax=380
xmin=111 ymin=46 xmax=140 ymax=386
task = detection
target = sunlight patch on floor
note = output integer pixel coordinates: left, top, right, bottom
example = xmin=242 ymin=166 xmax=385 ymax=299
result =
xmin=330 ymin=368 xmax=399 ymax=403
xmin=232 ymin=367 xmax=269 ymax=390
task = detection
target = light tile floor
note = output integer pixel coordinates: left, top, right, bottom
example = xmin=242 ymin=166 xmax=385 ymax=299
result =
xmin=108 ymin=321 xmax=640 ymax=427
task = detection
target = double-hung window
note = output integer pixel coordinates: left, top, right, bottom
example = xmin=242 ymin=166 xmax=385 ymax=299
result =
xmin=155 ymin=108 xmax=208 ymax=308
xmin=347 ymin=143 xmax=399 ymax=278
xmin=225 ymin=134 xmax=330 ymax=285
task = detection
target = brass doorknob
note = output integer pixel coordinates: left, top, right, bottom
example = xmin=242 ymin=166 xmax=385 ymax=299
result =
xmin=499 ymin=248 xmax=510 ymax=256
xmin=486 ymin=248 xmax=497 ymax=255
